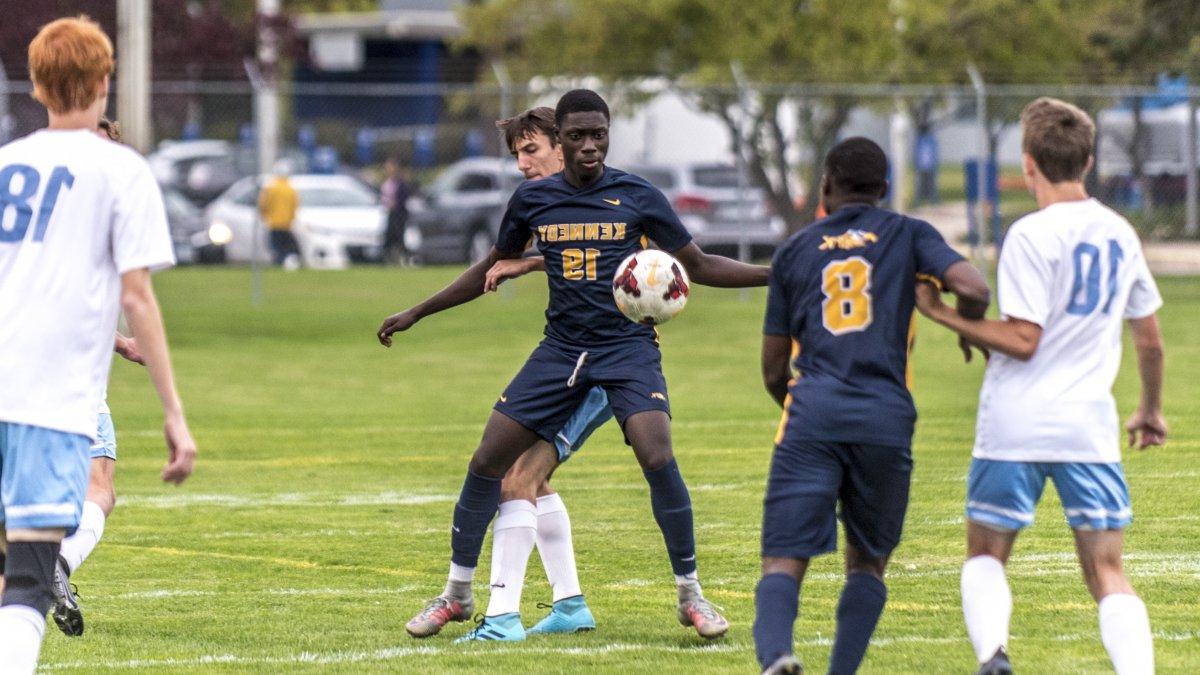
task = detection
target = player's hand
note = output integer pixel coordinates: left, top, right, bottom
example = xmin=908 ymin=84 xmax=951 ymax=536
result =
xmin=161 ymin=413 xmax=197 ymax=485
xmin=1125 ymin=408 xmax=1167 ymax=450
xmin=484 ymin=258 xmax=535 ymax=292
xmin=914 ymin=279 xmax=947 ymax=318
xmin=116 ymin=336 xmax=145 ymax=365
xmin=959 ymin=336 xmax=990 ymax=364
xmin=377 ymin=309 xmax=419 ymax=347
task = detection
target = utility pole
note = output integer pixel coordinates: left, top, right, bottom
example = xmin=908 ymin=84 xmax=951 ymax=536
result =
xmin=117 ymin=0 xmax=152 ymax=152
xmin=255 ymin=0 xmax=282 ymax=176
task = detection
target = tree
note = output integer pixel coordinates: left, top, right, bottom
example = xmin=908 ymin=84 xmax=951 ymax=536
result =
xmin=459 ymin=0 xmax=897 ymax=231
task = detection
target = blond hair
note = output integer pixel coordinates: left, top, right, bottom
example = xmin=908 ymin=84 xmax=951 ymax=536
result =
xmin=1020 ymin=97 xmax=1095 ymax=183
xmin=28 ymin=16 xmax=114 ymax=114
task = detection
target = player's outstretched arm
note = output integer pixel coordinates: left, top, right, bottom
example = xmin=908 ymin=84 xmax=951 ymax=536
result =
xmin=1125 ymin=313 xmax=1166 ymax=449
xmin=761 ymin=334 xmax=793 ymax=408
xmin=120 ymin=268 xmax=197 ymax=485
xmin=484 ymin=256 xmax=545 ymax=293
xmin=915 ymin=281 xmax=1042 ymax=361
xmin=939 ymin=260 xmax=992 ymax=362
xmin=377 ymin=247 xmax=521 ymax=346
xmin=671 ymin=242 xmax=770 ymax=288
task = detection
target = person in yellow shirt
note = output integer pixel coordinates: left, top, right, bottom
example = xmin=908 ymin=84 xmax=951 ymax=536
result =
xmin=258 ymin=162 xmax=300 ymax=268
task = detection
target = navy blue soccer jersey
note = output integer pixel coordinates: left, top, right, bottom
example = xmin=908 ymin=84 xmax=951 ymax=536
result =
xmin=764 ymin=204 xmax=964 ymax=446
xmin=496 ymin=167 xmax=693 ymax=346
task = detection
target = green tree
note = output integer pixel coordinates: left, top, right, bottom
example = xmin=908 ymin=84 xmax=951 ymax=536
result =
xmin=460 ymin=0 xmax=897 ymax=230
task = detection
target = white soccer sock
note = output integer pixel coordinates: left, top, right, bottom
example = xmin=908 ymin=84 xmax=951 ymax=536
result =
xmin=60 ymin=500 xmax=106 ymax=575
xmin=442 ymin=562 xmax=474 ymax=599
xmin=535 ymin=493 xmax=583 ymax=601
xmin=1099 ymin=593 xmax=1154 ymax=675
xmin=485 ymin=499 xmax=538 ymax=616
xmin=675 ymin=571 xmax=703 ymax=601
xmin=961 ymin=555 xmax=1012 ymax=663
xmin=0 ymin=604 xmax=47 ymax=675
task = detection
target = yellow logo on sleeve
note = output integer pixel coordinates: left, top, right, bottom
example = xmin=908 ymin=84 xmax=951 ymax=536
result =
xmin=602 ymin=198 xmax=621 ymax=206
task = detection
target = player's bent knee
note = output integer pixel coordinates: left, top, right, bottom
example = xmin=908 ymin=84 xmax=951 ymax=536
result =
xmin=762 ymin=556 xmax=807 ymax=579
xmin=1 ymin=541 xmax=59 ymax=615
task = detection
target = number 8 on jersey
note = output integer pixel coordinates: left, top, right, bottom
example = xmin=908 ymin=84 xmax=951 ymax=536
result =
xmin=821 ymin=257 xmax=873 ymax=335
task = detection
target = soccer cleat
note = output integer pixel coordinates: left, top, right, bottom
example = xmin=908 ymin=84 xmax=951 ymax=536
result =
xmin=762 ymin=654 xmax=804 ymax=675
xmin=453 ymin=612 xmax=526 ymax=643
xmin=50 ymin=556 xmax=84 ymax=637
xmin=976 ymin=647 xmax=1014 ymax=675
xmin=528 ymin=595 xmax=597 ymax=634
xmin=405 ymin=594 xmax=474 ymax=638
xmin=678 ymin=595 xmax=729 ymax=639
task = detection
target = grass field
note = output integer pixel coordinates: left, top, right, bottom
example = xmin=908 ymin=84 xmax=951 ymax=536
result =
xmin=39 ymin=266 xmax=1200 ymax=673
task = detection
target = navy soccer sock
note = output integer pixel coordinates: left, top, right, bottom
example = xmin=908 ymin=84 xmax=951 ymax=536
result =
xmin=753 ymin=572 xmax=800 ymax=669
xmin=642 ymin=458 xmax=697 ymax=576
xmin=828 ymin=572 xmax=888 ymax=674
xmin=449 ymin=470 xmax=502 ymax=568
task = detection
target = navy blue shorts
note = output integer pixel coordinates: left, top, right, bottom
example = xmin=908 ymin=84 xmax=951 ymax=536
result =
xmin=761 ymin=440 xmax=912 ymax=560
xmin=495 ymin=338 xmax=670 ymax=444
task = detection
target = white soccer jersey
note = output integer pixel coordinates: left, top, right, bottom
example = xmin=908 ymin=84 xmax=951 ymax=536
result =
xmin=0 ymin=129 xmax=174 ymax=439
xmin=974 ymin=199 xmax=1162 ymax=463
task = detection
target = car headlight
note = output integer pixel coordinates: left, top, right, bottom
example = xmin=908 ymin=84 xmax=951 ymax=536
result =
xmin=207 ymin=221 xmax=233 ymax=245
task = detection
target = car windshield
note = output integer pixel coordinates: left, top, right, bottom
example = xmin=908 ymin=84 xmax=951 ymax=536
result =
xmin=297 ymin=185 xmax=377 ymax=208
xmin=163 ymin=190 xmax=198 ymax=217
xmin=692 ymin=166 xmax=741 ymax=188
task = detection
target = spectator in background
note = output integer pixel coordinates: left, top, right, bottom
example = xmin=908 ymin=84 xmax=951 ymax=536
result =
xmin=381 ymin=156 xmax=414 ymax=265
xmin=259 ymin=161 xmax=301 ymax=269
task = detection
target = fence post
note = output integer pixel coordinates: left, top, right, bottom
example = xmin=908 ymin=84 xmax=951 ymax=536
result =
xmin=967 ymin=65 xmax=989 ymax=264
xmin=1187 ymin=92 xmax=1198 ymax=237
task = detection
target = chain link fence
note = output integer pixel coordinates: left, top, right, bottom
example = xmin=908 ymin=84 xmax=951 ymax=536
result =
xmin=2 ymin=78 xmax=1197 ymax=251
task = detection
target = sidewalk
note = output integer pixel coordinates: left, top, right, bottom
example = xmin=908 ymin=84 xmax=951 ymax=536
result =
xmin=910 ymin=201 xmax=1200 ymax=276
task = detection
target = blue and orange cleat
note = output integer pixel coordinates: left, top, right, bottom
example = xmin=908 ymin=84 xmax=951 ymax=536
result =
xmin=454 ymin=612 xmax=526 ymax=643
xmin=528 ymin=595 xmax=596 ymax=634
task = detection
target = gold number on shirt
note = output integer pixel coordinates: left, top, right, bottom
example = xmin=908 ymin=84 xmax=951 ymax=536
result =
xmin=821 ymin=257 xmax=873 ymax=335
xmin=563 ymin=248 xmax=600 ymax=281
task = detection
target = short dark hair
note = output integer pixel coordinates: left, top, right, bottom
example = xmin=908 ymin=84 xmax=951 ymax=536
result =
xmin=554 ymin=89 xmax=609 ymax=128
xmin=1021 ymin=97 xmax=1094 ymax=183
xmin=496 ymin=106 xmax=557 ymax=152
xmin=824 ymin=137 xmax=888 ymax=196
xmin=98 ymin=116 xmax=121 ymax=142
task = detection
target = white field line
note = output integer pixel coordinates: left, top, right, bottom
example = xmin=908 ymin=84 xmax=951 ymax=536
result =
xmin=40 ymin=631 xmax=1200 ymax=671
xmin=111 ymin=586 xmax=418 ymax=600
xmin=41 ymin=642 xmax=739 ymax=671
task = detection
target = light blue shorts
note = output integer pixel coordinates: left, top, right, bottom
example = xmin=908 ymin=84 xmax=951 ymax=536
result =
xmin=553 ymin=387 xmax=614 ymax=462
xmin=90 ymin=413 xmax=117 ymax=460
xmin=966 ymin=458 xmax=1132 ymax=531
xmin=0 ymin=421 xmax=91 ymax=534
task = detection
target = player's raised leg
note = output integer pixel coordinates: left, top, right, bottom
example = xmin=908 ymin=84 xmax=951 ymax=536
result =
xmin=405 ymin=409 xmax=540 ymax=638
xmin=622 ymin=410 xmax=728 ymax=638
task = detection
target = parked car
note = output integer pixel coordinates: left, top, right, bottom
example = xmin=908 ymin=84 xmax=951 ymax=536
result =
xmin=149 ymin=140 xmax=254 ymax=207
xmin=407 ymin=157 xmax=523 ymax=264
xmin=624 ymin=163 xmax=785 ymax=257
xmin=205 ymin=174 xmax=386 ymax=268
xmin=163 ymin=186 xmax=227 ymax=264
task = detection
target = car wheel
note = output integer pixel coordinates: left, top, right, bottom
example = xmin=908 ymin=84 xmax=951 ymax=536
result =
xmin=466 ymin=228 xmax=492 ymax=263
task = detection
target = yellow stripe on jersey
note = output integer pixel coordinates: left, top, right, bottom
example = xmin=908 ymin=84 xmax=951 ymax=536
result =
xmin=905 ymin=310 xmax=918 ymax=391
xmin=774 ymin=339 xmax=803 ymax=445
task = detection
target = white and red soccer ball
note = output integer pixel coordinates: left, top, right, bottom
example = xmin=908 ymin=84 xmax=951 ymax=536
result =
xmin=612 ymin=249 xmax=690 ymax=325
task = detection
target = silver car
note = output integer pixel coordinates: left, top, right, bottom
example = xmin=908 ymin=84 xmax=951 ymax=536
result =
xmin=408 ymin=157 xmax=524 ymax=264
xmin=625 ymin=163 xmax=785 ymax=256
xmin=205 ymin=174 xmax=386 ymax=268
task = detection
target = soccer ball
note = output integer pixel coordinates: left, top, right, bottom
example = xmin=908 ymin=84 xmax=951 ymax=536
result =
xmin=612 ymin=249 xmax=691 ymax=325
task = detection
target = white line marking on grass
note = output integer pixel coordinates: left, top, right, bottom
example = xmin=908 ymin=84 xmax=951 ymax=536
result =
xmin=42 ymin=642 xmax=739 ymax=671
xmin=118 ymin=492 xmax=455 ymax=509
xmin=112 ymin=587 xmax=418 ymax=600
xmin=41 ymin=631 xmax=1200 ymax=670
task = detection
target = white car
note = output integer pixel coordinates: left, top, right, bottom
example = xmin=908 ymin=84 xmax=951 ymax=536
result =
xmin=205 ymin=174 xmax=386 ymax=268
